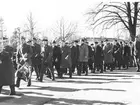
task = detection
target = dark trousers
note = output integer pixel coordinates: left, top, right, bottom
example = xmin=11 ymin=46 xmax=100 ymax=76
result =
xmin=40 ymin=63 xmax=55 ymax=82
xmin=32 ymin=64 xmax=41 ymax=79
xmin=94 ymin=62 xmax=103 ymax=73
xmin=0 ymin=85 xmax=15 ymax=94
xmin=123 ymin=56 xmax=129 ymax=69
xmin=71 ymin=61 xmax=79 ymax=73
xmin=104 ymin=63 xmax=113 ymax=71
xmin=78 ymin=62 xmax=88 ymax=75
xmin=53 ymin=60 xmax=61 ymax=77
xmin=88 ymin=59 xmax=93 ymax=71
xmin=136 ymin=55 xmax=140 ymax=71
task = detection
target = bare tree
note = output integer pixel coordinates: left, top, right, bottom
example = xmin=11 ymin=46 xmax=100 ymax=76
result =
xmin=51 ymin=18 xmax=78 ymax=43
xmin=0 ymin=18 xmax=6 ymax=40
xmin=87 ymin=2 xmax=140 ymax=41
xmin=25 ymin=12 xmax=37 ymax=40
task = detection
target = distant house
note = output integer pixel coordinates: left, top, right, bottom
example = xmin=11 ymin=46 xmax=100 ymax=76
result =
xmin=76 ymin=37 xmax=127 ymax=44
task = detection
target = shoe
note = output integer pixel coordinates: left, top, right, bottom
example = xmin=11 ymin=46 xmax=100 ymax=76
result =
xmin=10 ymin=92 xmax=16 ymax=95
xmin=15 ymin=84 xmax=19 ymax=88
xmin=100 ymin=71 xmax=103 ymax=73
xmin=27 ymin=84 xmax=31 ymax=87
xmin=137 ymin=70 xmax=140 ymax=72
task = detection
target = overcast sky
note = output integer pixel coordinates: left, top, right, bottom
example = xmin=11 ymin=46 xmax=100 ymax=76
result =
xmin=0 ymin=0 xmax=128 ymax=40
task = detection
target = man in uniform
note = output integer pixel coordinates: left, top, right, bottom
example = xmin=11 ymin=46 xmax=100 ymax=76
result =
xmin=15 ymin=37 xmax=33 ymax=87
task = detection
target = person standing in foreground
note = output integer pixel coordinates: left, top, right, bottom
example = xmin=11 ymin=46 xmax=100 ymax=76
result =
xmin=0 ymin=37 xmax=16 ymax=95
xmin=134 ymin=35 xmax=140 ymax=72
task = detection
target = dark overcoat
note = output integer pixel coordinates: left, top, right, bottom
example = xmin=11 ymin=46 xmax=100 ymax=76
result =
xmin=94 ymin=45 xmax=103 ymax=65
xmin=53 ymin=45 xmax=61 ymax=65
xmin=0 ymin=45 xmax=15 ymax=86
xmin=71 ymin=45 xmax=79 ymax=65
xmin=61 ymin=45 xmax=72 ymax=68
xmin=31 ymin=43 xmax=42 ymax=65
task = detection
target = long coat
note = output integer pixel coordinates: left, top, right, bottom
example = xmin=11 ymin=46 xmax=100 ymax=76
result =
xmin=103 ymin=43 xmax=113 ymax=64
xmin=71 ymin=45 xmax=79 ymax=65
xmin=61 ymin=45 xmax=72 ymax=68
xmin=135 ymin=41 xmax=140 ymax=58
xmin=94 ymin=45 xmax=103 ymax=65
xmin=31 ymin=43 xmax=42 ymax=65
xmin=0 ymin=45 xmax=15 ymax=86
xmin=79 ymin=43 xmax=89 ymax=62
xmin=52 ymin=45 xmax=61 ymax=66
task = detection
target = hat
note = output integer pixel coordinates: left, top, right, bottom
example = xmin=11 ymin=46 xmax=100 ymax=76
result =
xmin=42 ymin=39 xmax=48 ymax=41
xmin=27 ymin=40 xmax=32 ymax=43
xmin=33 ymin=37 xmax=37 ymax=40
xmin=3 ymin=37 xmax=8 ymax=40
xmin=95 ymin=41 xmax=98 ymax=44
xmin=91 ymin=43 xmax=94 ymax=46
xmin=53 ymin=40 xmax=56 ymax=44
xmin=105 ymin=39 xmax=108 ymax=42
xmin=74 ymin=40 xmax=78 ymax=43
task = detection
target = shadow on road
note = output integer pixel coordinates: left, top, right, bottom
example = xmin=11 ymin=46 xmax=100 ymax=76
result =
xmin=44 ymin=98 xmax=127 ymax=105
xmin=20 ymin=85 xmax=79 ymax=92
xmin=82 ymin=88 xmax=126 ymax=92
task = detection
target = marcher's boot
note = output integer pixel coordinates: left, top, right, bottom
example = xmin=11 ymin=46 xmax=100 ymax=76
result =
xmin=0 ymin=86 xmax=2 ymax=94
xmin=10 ymin=85 xmax=16 ymax=95
xmin=15 ymin=78 xmax=21 ymax=88
xmin=27 ymin=78 xmax=31 ymax=86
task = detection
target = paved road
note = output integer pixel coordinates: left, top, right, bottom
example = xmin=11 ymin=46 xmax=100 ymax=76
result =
xmin=0 ymin=67 xmax=140 ymax=105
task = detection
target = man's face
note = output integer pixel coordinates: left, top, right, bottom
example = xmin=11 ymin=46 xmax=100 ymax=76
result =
xmin=44 ymin=41 xmax=48 ymax=45
xmin=3 ymin=40 xmax=8 ymax=46
xmin=21 ymin=38 xmax=26 ymax=44
xmin=33 ymin=39 xmax=36 ymax=44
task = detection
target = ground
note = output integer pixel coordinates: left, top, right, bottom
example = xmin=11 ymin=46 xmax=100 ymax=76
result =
xmin=0 ymin=67 xmax=140 ymax=105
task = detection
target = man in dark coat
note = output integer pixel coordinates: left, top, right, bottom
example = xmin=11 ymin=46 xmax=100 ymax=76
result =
xmin=94 ymin=41 xmax=104 ymax=73
xmin=123 ymin=42 xmax=131 ymax=69
xmin=71 ymin=40 xmax=79 ymax=74
xmin=31 ymin=38 xmax=42 ymax=80
xmin=87 ymin=42 xmax=94 ymax=72
xmin=15 ymin=37 xmax=33 ymax=87
xmin=0 ymin=38 xmax=16 ymax=95
xmin=39 ymin=39 xmax=55 ymax=82
xmin=135 ymin=35 xmax=140 ymax=72
xmin=60 ymin=42 xmax=72 ymax=78
xmin=79 ymin=39 xmax=89 ymax=75
xmin=113 ymin=40 xmax=122 ymax=69
xmin=52 ymin=41 xmax=62 ymax=78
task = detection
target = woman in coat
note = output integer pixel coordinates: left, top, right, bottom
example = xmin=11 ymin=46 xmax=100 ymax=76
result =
xmin=0 ymin=38 xmax=16 ymax=95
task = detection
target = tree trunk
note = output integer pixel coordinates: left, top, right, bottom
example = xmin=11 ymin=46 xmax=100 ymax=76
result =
xmin=129 ymin=27 xmax=136 ymax=42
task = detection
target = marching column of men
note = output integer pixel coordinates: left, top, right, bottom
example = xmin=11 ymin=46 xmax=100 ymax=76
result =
xmin=1 ymin=35 xmax=140 ymax=95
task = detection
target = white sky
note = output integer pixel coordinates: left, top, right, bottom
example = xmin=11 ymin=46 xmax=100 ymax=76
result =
xmin=0 ymin=0 xmax=129 ymax=40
